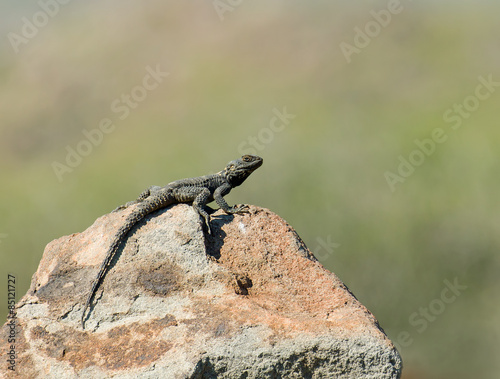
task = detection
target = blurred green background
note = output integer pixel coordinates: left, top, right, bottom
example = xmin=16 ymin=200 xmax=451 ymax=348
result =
xmin=1 ymin=1 xmax=499 ymax=377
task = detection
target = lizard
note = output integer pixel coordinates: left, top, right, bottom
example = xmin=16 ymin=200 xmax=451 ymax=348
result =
xmin=81 ymin=154 xmax=263 ymax=329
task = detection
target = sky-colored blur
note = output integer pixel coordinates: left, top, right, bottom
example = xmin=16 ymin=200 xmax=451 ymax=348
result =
xmin=1 ymin=1 xmax=499 ymax=378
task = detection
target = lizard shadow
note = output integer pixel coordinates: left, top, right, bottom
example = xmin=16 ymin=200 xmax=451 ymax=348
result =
xmin=203 ymin=212 xmax=235 ymax=260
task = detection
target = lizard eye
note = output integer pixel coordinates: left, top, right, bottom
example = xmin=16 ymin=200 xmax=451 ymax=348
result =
xmin=242 ymin=155 xmax=251 ymax=162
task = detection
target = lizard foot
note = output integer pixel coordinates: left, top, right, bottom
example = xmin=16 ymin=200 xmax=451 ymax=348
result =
xmin=112 ymin=200 xmax=140 ymax=212
xmin=227 ymin=204 xmax=250 ymax=214
xmin=112 ymin=205 xmax=126 ymax=213
xmin=201 ymin=214 xmax=212 ymax=235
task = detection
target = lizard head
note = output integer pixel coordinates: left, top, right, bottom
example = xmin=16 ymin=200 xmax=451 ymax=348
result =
xmin=223 ymin=155 xmax=263 ymax=187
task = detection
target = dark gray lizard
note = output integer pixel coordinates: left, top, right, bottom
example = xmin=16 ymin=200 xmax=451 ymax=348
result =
xmin=81 ymin=154 xmax=263 ymax=329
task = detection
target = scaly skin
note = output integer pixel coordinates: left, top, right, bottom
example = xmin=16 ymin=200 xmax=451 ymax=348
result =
xmin=81 ymin=155 xmax=263 ymax=329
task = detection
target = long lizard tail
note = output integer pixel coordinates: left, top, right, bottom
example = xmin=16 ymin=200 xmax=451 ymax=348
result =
xmin=81 ymin=206 xmax=151 ymax=329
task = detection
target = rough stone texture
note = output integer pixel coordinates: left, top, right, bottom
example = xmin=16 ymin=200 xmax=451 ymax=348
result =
xmin=1 ymin=204 xmax=402 ymax=378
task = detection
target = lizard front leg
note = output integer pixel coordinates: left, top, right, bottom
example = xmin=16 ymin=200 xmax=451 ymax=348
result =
xmin=214 ymin=183 xmax=249 ymax=214
xmin=191 ymin=188 xmax=213 ymax=234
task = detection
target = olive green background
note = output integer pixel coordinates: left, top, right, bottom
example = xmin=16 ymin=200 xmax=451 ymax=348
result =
xmin=1 ymin=1 xmax=499 ymax=378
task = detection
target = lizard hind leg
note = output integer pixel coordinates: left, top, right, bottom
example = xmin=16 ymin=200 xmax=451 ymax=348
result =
xmin=137 ymin=186 xmax=162 ymax=201
xmin=112 ymin=186 xmax=162 ymax=212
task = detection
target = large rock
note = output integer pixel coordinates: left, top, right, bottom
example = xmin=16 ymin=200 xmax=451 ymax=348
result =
xmin=1 ymin=204 xmax=402 ymax=378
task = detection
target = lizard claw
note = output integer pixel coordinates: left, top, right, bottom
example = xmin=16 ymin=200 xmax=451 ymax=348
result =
xmin=229 ymin=204 xmax=250 ymax=214
xmin=112 ymin=200 xmax=138 ymax=213
xmin=202 ymin=215 xmax=212 ymax=235
xmin=206 ymin=224 xmax=212 ymax=235
xmin=112 ymin=205 xmax=126 ymax=213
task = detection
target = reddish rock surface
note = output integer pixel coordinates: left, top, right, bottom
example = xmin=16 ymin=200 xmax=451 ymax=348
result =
xmin=1 ymin=204 xmax=402 ymax=378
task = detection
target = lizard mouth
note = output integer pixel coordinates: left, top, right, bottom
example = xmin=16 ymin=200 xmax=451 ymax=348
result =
xmin=250 ymin=158 xmax=263 ymax=170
